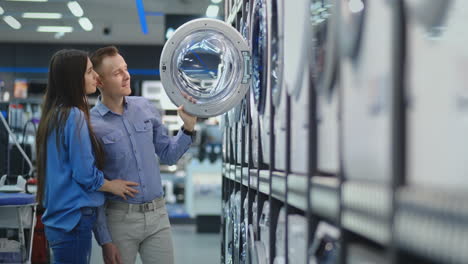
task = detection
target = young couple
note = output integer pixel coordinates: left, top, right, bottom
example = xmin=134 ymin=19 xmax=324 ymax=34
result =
xmin=37 ymin=46 xmax=197 ymax=264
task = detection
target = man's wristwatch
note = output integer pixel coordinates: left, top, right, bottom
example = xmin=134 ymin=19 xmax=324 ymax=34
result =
xmin=181 ymin=125 xmax=196 ymax=139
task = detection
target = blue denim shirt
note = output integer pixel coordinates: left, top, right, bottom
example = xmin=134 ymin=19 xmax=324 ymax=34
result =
xmin=90 ymin=96 xmax=192 ymax=245
xmin=42 ymin=107 xmax=105 ymax=233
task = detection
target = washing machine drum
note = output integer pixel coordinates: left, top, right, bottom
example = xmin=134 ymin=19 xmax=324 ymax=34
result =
xmin=160 ymin=18 xmax=251 ymax=118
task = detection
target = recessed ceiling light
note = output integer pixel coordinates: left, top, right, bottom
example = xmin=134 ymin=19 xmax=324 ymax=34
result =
xmin=211 ymin=0 xmax=222 ymax=4
xmin=78 ymin=17 xmax=93 ymax=31
xmin=0 ymin=6 xmax=4 ymax=16
xmin=22 ymin=12 xmax=62 ymax=19
xmin=6 ymin=0 xmax=48 ymax=2
xmin=3 ymin=16 xmax=21 ymax=30
xmin=37 ymin=26 xmax=73 ymax=33
xmin=67 ymin=1 xmax=83 ymax=17
xmin=206 ymin=5 xmax=219 ymax=18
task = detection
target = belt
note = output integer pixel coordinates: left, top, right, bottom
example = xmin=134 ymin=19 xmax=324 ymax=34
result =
xmin=106 ymin=197 xmax=165 ymax=213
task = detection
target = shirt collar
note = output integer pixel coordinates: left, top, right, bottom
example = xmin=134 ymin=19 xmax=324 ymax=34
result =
xmin=95 ymin=96 xmax=128 ymax=116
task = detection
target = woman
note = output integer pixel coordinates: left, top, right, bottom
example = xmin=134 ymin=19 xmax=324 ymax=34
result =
xmin=35 ymin=49 xmax=138 ymax=263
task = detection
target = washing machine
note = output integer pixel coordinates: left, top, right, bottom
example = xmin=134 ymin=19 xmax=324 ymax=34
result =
xmin=311 ymin=0 xmax=340 ymax=175
xmin=339 ymin=0 xmax=403 ymax=183
xmin=308 ymin=222 xmax=340 ymax=264
xmin=241 ymin=195 xmax=250 ymax=264
xmin=269 ymin=0 xmax=286 ymax=172
xmin=225 ymin=192 xmax=235 ymax=264
xmin=236 ymin=98 xmax=249 ymax=165
xmin=222 ymin=113 xmax=229 ymax=162
xmin=258 ymin=201 xmax=270 ymax=263
xmin=404 ymin=0 xmax=468 ymax=190
xmin=234 ymin=191 xmax=242 ymax=261
xmin=252 ymin=195 xmax=259 ymax=236
xmin=283 ymin=0 xmax=313 ymax=175
xmin=288 ymin=214 xmax=308 ymax=264
xmin=249 ymin=0 xmax=269 ymax=168
xmin=273 ymin=207 xmax=286 ymax=264
xmin=160 ymin=18 xmax=252 ymax=118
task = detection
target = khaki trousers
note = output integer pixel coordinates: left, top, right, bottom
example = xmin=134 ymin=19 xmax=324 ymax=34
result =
xmin=105 ymin=199 xmax=174 ymax=264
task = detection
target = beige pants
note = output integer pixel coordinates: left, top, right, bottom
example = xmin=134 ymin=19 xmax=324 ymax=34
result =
xmin=105 ymin=200 xmax=174 ymax=264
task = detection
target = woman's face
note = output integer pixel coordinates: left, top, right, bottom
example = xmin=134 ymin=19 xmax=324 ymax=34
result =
xmin=84 ymin=58 xmax=98 ymax=95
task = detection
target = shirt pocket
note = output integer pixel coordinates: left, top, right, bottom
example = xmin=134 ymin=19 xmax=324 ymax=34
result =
xmin=101 ymin=130 xmax=128 ymax=160
xmin=133 ymin=119 xmax=152 ymax=133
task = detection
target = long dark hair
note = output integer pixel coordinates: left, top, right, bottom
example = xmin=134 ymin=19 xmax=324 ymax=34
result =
xmin=36 ymin=49 xmax=104 ymax=206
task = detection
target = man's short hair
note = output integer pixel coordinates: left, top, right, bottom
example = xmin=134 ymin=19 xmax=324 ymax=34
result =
xmin=90 ymin=46 xmax=119 ymax=72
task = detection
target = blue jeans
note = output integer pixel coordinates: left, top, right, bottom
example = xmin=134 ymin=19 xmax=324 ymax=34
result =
xmin=45 ymin=207 xmax=97 ymax=264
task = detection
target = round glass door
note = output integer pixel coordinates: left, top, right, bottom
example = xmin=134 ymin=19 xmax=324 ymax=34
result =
xmin=250 ymin=0 xmax=268 ymax=115
xmin=160 ymin=18 xmax=250 ymax=118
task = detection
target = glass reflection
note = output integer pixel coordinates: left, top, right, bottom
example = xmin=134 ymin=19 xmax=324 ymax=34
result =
xmin=172 ymin=31 xmax=242 ymax=104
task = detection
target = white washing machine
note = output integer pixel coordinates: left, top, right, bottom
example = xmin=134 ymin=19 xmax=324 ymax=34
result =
xmin=273 ymin=207 xmax=286 ymax=264
xmin=241 ymin=195 xmax=249 ymax=263
xmin=258 ymin=201 xmax=270 ymax=263
xmin=311 ymin=0 xmax=340 ymax=175
xmin=339 ymin=0 xmax=402 ymax=183
xmin=288 ymin=214 xmax=308 ymax=264
xmin=404 ymin=0 xmax=468 ymax=190
xmin=250 ymin=0 xmax=270 ymax=168
xmin=234 ymin=191 xmax=242 ymax=260
xmin=270 ymin=0 xmax=286 ymax=172
xmin=283 ymin=0 xmax=313 ymax=175
xmin=236 ymin=98 xmax=249 ymax=165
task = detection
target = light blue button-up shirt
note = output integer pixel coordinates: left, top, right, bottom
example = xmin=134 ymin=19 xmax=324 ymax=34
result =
xmin=90 ymin=96 xmax=192 ymax=244
xmin=42 ymin=107 xmax=105 ymax=232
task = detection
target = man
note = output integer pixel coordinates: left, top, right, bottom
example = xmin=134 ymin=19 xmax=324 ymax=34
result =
xmin=90 ymin=46 xmax=197 ymax=264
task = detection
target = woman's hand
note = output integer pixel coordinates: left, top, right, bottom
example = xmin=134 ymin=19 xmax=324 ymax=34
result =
xmin=100 ymin=179 xmax=139 ymax=200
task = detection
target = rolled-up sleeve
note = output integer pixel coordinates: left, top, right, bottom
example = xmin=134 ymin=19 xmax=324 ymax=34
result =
xmin=66 ymin=108 xmax=104 ymax=192
xmin=93 ymin=205 xmax=112 ymax=245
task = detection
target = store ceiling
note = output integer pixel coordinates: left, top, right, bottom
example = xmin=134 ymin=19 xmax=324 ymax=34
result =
xmin=0 ymin=0 xmax=223 ymax=45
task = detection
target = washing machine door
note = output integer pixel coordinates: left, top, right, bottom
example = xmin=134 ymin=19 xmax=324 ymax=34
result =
xmin=249 ymin=0 xmax=269 ymax=116
xmin=160 ymin=18 xmax=251 ymax=118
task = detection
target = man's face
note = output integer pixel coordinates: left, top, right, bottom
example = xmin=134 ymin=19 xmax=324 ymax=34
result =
xmin=96 ymin=54 xmax=131 ymax=97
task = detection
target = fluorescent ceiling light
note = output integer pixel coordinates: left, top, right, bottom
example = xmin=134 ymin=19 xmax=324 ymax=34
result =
xmin=6 ymin=0 xmax=48 ymax=2
xmin=211 ymin=0 xmax=222 ymax=3
xmin=0 ymin=6 xmax=4 ymax=16
xmin=206 ymin=5 xmax=219 ymax=18
xmin=37 ymin=26 xmax=73 ymax=33
xmin=3 ymin=16 xmax=21 ymax=29
xmin=78 ymin=17 xmax=93 ymax=31
xmin=22 ymin=12 xmax=62 ymax=19
xmin=67 ymin=1 xmax=83 ymax=17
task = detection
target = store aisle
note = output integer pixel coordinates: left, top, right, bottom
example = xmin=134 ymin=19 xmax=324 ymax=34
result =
xmin=90 ymin=224 xmax=220 ymax=264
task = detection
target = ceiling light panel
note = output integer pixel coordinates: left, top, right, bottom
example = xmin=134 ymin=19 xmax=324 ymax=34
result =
xmin=3 ymin=16 xmax=21 ymax=29
xmin=22 ymin=12 xmax=62 ymax=19
xmin=0 ymin=6 xmax=4 ymax=15
xmin=6 ymin=0 xmax=48 ymax=2
xmin=37 ymin=26 xmax=73 ymax=33
xmin=78 ymin=17 xmax=93 ymax=31
xmin=67 ymin=1 xmax=83 ymax=17
xmin=206 ymin=5 xmax=219 ymax=18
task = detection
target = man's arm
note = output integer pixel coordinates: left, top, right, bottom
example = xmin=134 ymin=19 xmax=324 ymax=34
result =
xmin=146 ymin=99 xmax=195 ymax=165
xmin=93 ymin=206 xmax=122 ymax=264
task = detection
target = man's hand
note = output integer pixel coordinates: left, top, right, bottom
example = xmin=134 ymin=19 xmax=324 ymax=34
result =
xmin=102 ymin=243 xmax=122 ymax=264
xmin=178 ymin=105 xmax=197 ymax=132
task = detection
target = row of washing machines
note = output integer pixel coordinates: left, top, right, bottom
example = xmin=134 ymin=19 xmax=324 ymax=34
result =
xmin=222 ymin=190 xmax=340 ymax=264
xmin=222 ymin=0 xmax=468 ymax=263
xmin=221 ymin=0 xmax=468 ymax=194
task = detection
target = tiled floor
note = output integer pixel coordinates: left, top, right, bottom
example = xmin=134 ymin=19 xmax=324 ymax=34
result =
xmin=90 ymin=224 xmax=220 ymax=264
